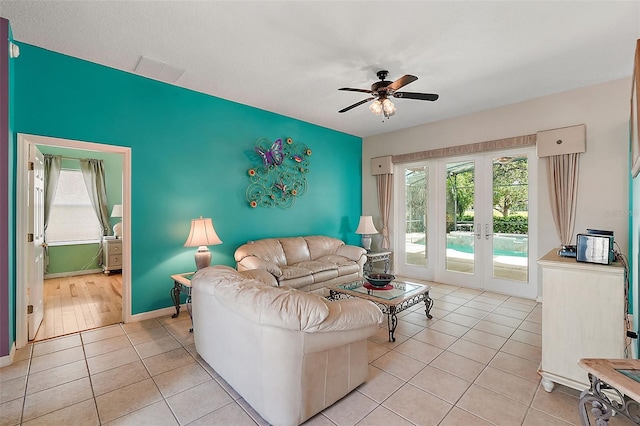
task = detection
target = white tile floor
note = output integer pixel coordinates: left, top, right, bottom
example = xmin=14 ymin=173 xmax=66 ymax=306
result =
xmin=0 ymin=278 xmax=634 ymax=425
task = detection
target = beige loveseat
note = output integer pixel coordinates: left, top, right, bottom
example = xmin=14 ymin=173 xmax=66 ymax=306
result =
xmin=191 ymin=265 xmax=382 ymax=426
xmin=234 ymin=235 xmax=366 ymax=292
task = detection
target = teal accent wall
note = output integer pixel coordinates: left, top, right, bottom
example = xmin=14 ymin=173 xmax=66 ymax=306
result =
xmin=37 ymin=145 xmax=122 ymax=275
xmin=11 ymin=43 xmax=362 ymax=315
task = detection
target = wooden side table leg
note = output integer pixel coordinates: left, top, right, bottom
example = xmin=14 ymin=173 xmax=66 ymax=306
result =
xmin=171 ymin=281 xmax=181 ymax=318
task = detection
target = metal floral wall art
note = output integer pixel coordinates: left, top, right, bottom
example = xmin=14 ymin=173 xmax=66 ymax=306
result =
xmin=246 ymin=137 xmax=311 ymax=209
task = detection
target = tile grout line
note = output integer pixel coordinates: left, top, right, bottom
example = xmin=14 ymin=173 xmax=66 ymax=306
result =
xmin=78 ymin=328 xmax=102 ymax=426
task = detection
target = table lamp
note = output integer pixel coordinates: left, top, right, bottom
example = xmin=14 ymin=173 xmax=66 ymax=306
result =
xmin=355 ymin=215 xmax=378 ymax=252
xmin=184 ymin=217 xmax=222 ymax=270
xmin=111 ymin=204 xmax=123 ymax=238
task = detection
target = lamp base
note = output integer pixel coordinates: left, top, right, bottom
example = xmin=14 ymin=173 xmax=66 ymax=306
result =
xmin=113 ymin=222 xmax=122 ymax=239
xmin=194 ymin=247 xmax=212 ymax=270
xmin=361 ymin=235 xmax=372 ymax=252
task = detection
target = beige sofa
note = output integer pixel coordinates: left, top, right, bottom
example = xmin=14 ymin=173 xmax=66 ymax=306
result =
xmin=234 ymin=236 xmax=366 ymax=292
xmin=191 ymin=265 xmax=382 ymax=426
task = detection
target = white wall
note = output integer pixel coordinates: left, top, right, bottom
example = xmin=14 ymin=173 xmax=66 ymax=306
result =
xmin=363 ymin=77 xmax=631 ymax=297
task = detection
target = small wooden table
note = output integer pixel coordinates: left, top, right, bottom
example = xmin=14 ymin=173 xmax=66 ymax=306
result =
xmin=170 ymin=272 xmax=194 ymax=332
xmin=578 ymin=358 xmax=640 ymax=425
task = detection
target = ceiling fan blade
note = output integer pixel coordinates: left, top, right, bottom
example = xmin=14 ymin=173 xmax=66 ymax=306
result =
xmin=338 ymin=97 xmax=375 ymax=113
xmin=394 ymin=91 xmax=439 ymax=101
xmin=339 ymin=87 xmax=375 ymax=94
xmin=387 ymin=75 xmax=418 ymax=91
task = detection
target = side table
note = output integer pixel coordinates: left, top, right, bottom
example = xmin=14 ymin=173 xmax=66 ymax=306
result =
xmin=365 ymin=251 xmax=392 ymax=274
xmin=578 ymin=358 xmax=640 ymax=425
xmin=170 ymin=272 xmax=194 ymax=332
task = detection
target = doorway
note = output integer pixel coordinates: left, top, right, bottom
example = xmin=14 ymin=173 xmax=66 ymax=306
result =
xmin=395 ymin=147 xmax=537 ymax=299
xmin=16 ymin=134 xmax=131 ymax=348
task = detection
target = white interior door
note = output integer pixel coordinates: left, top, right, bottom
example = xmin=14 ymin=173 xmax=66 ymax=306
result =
xmin=28 ymin=145 xmax=45 ymax=340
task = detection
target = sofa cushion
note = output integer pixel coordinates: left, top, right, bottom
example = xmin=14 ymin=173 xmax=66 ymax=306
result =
xmin=214 ymin=279 xmax=330 ymax=331
xmin=315 ymin=255 xmax=360 ymax=276
xmin=280 ymin=265 xmax=314 ymax=280
xmin=306 ymin=236 xmax=345 ymax=260
xmin=295 ymin=260 xmax=338 ymax=274
xmin=235 ymin=238 xmax=287 ymax=266
xmin=311 ymin=269 xmax=339 ymax=283
xmin=280 ymin=237 xmax=311 ymax=265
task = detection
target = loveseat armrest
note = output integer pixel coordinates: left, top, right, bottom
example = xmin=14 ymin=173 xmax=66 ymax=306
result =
xmin=335 ymin=244 xmax=366 ymax=262
xmin=236 ymin=256 xmax=283 ymax=278
xmin=306 ymin=298 xmax=382 ymax=333
xmin=239 ymin=269 xmax=278 ymax=287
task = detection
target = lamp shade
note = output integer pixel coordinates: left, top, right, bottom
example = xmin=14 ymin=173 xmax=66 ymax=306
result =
xmin=184 ymin=217 xmax=222 ymax=247
xmin=111 ymin=204 xmax=123 ymax=218
xmin=355 ymin=216 xmax=378 ymax=235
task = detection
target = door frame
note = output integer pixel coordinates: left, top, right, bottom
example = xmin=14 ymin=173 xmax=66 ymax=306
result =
xmin=16 ymin=134 xmax=132 ymax=348
xmin=393 ymin=161 xmax=437 ymax=280
xmin=393 ymin=147 xmax=538 ymax=299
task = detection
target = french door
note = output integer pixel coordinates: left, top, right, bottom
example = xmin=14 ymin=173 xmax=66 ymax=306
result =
xmin=395 ymin=148 xmax=537 ymax=299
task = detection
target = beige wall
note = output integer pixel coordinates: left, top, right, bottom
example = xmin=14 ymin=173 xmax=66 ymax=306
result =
xmin=363 ymin=77 xmax=631 ymax=296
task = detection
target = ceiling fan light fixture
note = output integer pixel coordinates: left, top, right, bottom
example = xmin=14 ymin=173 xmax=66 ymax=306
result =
xmin=369 ymin=99 xmax=383 ymax=115
xmin=382 ymin=98 xmax=396 ymax=117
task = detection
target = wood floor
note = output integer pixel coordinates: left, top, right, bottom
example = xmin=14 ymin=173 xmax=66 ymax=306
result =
xmin=33 ymin=273 xmax=123 ymax=342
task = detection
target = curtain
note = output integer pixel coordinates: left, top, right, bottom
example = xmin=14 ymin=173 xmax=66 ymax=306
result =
xmin=376 ymin=174 xmax=393 ymax=249
xmin=547 ymin=153 xmax=580 ymax=245
xmin=43 ymin=154 xmax=62 ymax=273
xmin=79 ymin=159 xmax=111 ymax=237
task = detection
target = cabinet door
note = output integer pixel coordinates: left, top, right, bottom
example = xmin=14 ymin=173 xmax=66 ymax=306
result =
xmin=541 ymin=262 xmax=625 ymax=389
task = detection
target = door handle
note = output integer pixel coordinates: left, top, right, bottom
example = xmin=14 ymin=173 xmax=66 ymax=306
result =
xmin=475 ymin=223 xmax=481 ymax=239
xmin=485 ymin=224 xmax=493 ymax=240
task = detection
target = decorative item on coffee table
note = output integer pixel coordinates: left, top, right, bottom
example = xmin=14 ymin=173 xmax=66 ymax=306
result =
xmin=364 ymin=273 xmax=395 ymax=290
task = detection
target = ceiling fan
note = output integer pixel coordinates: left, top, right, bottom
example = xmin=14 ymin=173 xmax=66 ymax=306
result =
xmin=338 ymin=70 xmax=439 ymax=118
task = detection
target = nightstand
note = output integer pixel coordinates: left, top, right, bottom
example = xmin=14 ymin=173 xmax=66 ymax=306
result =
xmin=102 ymin=238 xmax=122 ymax=274
xmin=170 ymin=272 xmax=194 ymax=332
xmin=364 ymin=251 xmax=392 ymax=274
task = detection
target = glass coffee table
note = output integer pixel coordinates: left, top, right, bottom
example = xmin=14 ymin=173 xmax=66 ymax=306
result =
xmin=329 ymin=279 xmax=433 ymax=342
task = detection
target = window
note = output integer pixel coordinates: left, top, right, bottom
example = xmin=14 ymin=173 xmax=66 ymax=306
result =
xmin=47 ymin=169 xmax=102 ymax=243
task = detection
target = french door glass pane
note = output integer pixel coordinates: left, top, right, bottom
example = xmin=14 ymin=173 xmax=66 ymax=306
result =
xmin=404 ymin=166 xmax=428 ymax=267
xmin=491 ymin=155 xmax=529 ymax=282
xmin=446 ymin=161 xmax=475 ymax=274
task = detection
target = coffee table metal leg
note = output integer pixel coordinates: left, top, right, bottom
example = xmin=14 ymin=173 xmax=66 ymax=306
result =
xmin=388 ymin=307 xmax=398 ymax=342
xmin=424 ymin=295 xmax=434 ymax=319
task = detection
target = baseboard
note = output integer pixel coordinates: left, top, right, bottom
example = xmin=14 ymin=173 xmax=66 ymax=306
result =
xmin=44 ymin=269 xmax=103 ymax=279
xmin=536 ymin=296 xmax=543 ymax=303
xmin=0 ymin=342 xmax=16 ymax=367
xmin=128 ymin=305 xmax=181 ymax=323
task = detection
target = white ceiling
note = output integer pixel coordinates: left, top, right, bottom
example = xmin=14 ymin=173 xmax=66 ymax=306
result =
xmin=1 ymin=1 xmax=639 ymax=138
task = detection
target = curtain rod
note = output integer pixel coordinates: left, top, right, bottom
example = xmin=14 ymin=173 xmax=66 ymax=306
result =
xmin=46 ymin=155 xmax=99 ymax=161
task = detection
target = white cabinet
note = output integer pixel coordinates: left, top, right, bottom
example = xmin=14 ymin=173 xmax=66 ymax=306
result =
xmin=102 ymin=238 xmax=123 ymax=274
xmin=537 ymin=249 xmax=627 ymax=392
